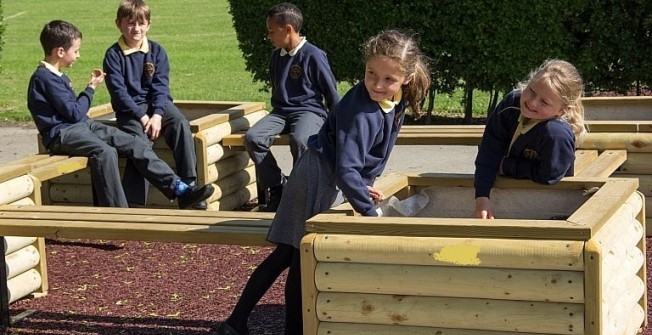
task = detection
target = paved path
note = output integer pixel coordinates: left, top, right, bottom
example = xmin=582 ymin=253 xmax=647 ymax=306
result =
xmin=0 ymin=125 xmax=478 ymax=175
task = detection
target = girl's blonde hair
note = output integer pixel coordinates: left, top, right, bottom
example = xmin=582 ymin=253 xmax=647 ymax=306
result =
xmin=520 ymin=59 xmax=586 ymax=146
xmin=362 ymin=30 xmax=431 ymax=117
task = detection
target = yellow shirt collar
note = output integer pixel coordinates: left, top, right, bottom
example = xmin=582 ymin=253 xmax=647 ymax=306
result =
xmin=516 ymin=114 xmax=542 ymax=134
xmin=118 ymin=36 xmax=150 ymax=56
xmin=280 ymin=37 xmax=306 ymax=56
xmin=378 ymin=89 xmax=403 ymax=113
xmin=40 ymin=61 xmax=63 ymax=77
xmin=508 ymin=114 xmax=542 ymax=154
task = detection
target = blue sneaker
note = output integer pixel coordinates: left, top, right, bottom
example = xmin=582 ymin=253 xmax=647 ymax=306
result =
xmin=178 ymin=184 xmax=214 ymax=209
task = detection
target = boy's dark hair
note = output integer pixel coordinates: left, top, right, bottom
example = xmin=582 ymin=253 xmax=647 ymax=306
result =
xmin=39 ymin=20 xmax=82 ymax=55
xmin=116 ymin=0 xmax=151 ymax=23
xmin=267 ymin=2 xmax=303 ymax=33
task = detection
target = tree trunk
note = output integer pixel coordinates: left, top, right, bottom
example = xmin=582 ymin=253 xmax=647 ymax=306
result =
xmin=464 ymin=84 xmax=473 ymax=124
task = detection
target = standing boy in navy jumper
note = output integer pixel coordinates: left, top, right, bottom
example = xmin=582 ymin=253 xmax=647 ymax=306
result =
xmin=244 ymin=2 xmax=340 ymax=212
xmin=103 ymin=0 xmax=203 ymax=209
xmin=28 ymin=20 xmax=213 ymax=209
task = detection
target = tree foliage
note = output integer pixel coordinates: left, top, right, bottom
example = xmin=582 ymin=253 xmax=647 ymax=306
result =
xmin=228 ymin=0 xmax=652 ymax=122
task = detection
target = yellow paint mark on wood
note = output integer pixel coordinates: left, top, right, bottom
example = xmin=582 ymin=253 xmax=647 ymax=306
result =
xmin=434 ymin=245 xmax=481 ymax=265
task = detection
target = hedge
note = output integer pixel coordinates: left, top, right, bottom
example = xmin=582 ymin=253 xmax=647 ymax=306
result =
xmin=228 ymin=0 xmax=652 ymax=120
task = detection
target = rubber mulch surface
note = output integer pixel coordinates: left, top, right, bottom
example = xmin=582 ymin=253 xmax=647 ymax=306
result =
xmin=6 ymin=236 xmax=652 ymax=334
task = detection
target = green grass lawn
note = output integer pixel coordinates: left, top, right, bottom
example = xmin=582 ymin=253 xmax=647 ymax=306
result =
xmin=0 ymin=0 xmax=486 ymax=122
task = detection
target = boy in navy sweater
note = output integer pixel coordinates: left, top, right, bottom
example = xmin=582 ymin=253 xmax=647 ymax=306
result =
xmin=103 ymin=0 xmax=203 ymax=209
xmin=28 ymin=20 xmax=213 ymax=209
xmin=244 ymin=2 xmax=340 ymax=212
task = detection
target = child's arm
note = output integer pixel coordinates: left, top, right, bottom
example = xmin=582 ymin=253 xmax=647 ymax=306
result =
xmin=473 ymin=91 xmax=520 ymax=199
xmin=333 ymin=107 xmax=383 ymax=217
xmin=312 ymin=54 xmax=340 ymax=111
xmin=148 ymin=46 xmax=172 ymax=117
xmin=31 ymin=70 xmax=99 ymax=124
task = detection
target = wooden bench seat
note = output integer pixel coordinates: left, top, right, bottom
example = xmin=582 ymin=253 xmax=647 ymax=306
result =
xmin=0 ymin=154 xmax=89 ymax=182
xmin=0 ymin=205 xmax=275 ymax=246
xmin=221 ymin=125 xmax=486 ymax=147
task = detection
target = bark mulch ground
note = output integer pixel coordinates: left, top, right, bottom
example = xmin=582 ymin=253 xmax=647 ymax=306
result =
xmin=6 ymin=239 xmax=285 ymax=335
xmin=4 ymin=235 xmax=652 ymax=335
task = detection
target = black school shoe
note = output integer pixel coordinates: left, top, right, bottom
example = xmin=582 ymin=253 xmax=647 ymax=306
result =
xmin=192 ymin=200 xmax=208 ymax=210
xmin=178 ymin=184 xmax=214 ymax=209
xmin=216 ymin=322 xmax=249 ymax=335
xmin=260 ymin=177 xmax=286 ymax=212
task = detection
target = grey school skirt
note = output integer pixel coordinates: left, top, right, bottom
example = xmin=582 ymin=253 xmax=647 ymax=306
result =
xmin=266 ymin=149 xmax=344 ymax=248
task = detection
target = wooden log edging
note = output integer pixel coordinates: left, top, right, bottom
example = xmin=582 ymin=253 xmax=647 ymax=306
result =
xmin=0 ymin=166 xmax=49 ymax=322
xmin=302 ymin=176 xmax=646 ymax=335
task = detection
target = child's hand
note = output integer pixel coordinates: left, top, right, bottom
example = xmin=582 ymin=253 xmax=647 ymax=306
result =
xmin=144 ymin=114 xmax=163 ymax=140
xmin=475 ymin=197 xmax=494 ymax=219
xmin=88 ymin=68 xmax=105 ymax=90
xmin=367 ymin=186 xmax=384 ymax=205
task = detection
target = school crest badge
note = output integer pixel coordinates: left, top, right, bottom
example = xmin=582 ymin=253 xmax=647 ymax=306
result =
xmin=144 ymin=62 xmax=156 ymax=78
xmin=523 ymin=148 xmax=539 ymax=160
xmin=289 ymin=64 xmax=302 ymax=79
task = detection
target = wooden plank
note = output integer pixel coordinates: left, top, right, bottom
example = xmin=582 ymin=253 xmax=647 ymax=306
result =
xmin=0 ymin=210 xmax=272 ymax=228
xmin=306 ymin=215 xmax=590 ymax=240
xmin=317 ymin=322 xmax=548 ymax=335
xmin=316 ymin=292 xmax=584 ymax=334
xmin=0 ymin=205 xmax=274 ymax=220
xmin=0 ymin=154 xmax=67 ymax=168
xmin=87 ymin=103 xmax=114 ymax=119
xmin=580 ymin=132 xmax=652 ymax=152
xmin=315 ymin=262 xmax=584 ymax=303
xmin=373 ymin=173 xmax=409 ymax=199
xmin=567 ymin=178 xmax=640 ymax=234
xmin=574 ymin=150 xmax=627 ymax=178
xmin=222 ymin=122 xmax=652 ymax=147
xmin=0 ymin=218 xmax=271 ymax=245
xmin=301 ymin=234 xmax=320 ymax=335
xmin=0 ymin=176 xmax=34 ymax=205
xmin=585 ymin=120 xmax=652 ymax=133
xmin=29 ymin=156 xmax=89 ymax=181
xmin=312 ymin=234 xmax=584 ymax=270
xmin=34 ymin=238 xmax=48 ymax=295
xmin=184 ymin=101 xmax=267 ymax=132
xmin=572 ymin=150 xmax=598 ymax=176
xmin=0 ymin=164 xmax=30 ymax=179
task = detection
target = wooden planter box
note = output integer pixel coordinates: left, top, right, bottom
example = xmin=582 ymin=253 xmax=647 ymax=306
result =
xmin=40 ymin=101 xmax=269 ymax=210
xmin=301 ymin=173 xmax=647 ymax=335
xmin=0 ymin=164 xmax=49 ymax=300
xmin=583 ymin=96 xmax=652 ymax=121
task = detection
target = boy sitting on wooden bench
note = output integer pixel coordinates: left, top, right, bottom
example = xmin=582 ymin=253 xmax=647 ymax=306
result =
xmin=27 ymin=20 xmax=213 ymax=209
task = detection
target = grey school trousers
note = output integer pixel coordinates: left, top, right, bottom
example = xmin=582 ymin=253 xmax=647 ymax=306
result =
xmin=116 ymin=102 xmax=197 ymax=207
xmin=49 ymin=120 xmax=178 ymax=207
xmin=244 ymin=110 xmax=325 ymax=190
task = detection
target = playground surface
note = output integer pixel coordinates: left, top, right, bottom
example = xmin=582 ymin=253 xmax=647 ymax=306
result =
xmin=0 ymin=122 xmax=478 ymax=174
xmin=0 ymin=123 xmax=650 ymax=335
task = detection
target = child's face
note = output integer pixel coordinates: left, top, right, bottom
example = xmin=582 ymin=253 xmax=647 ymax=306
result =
xmin=520 ymin=79 xmax=566 ymax=120
xmin=58 ymin=38 xmax=82 ymax=69
xmin=266 ymin=18 xmax=290 ymax=49
xmin=364 ymin=56 xmax=410 ymax=102
xmin=116 ymin=16 xmax=151 ymax=47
